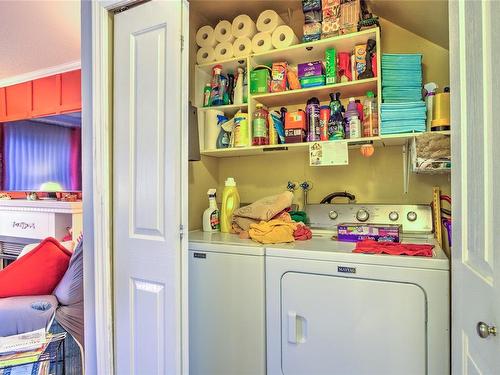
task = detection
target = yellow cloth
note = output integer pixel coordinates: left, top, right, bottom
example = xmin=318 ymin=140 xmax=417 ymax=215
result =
xmin=248 ymin=219 xmax=297 ymax=244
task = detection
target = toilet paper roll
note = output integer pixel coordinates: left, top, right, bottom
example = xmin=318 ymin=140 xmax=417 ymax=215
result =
xmin=256 ymin=9 xmax=285 ymax=33
xmin=233 ymin=37 xmax=253 ymax=57
xmin=271 ymin=25 xmax=299 ymax=49
xmin=214 ymin=42 xmax=234 ymax=61
xmin=196 ymin=47 xmax=216 ymax=65
xmin=196 ymin=25 xmax=217 ymax=48
xmin=204 ymin=110 xmax=224 ymax=150
xmin=232 ymin=14 xmax=257 ymax=39
xmin=214 ymin=20 xmax=235 ymax=43
xmin=252 ymin=32 xmax=274 ymax=53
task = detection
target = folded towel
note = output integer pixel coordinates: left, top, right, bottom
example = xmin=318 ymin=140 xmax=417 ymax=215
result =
xmin=232 ymin=191 xmax=293 ymax=232
xmin=294 ymin=224 xmax=312 ymax=241
xmin=249 ymin=219 xmax=298 ymax=244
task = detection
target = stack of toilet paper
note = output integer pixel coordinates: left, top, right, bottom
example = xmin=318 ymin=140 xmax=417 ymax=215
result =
xmin=196 ymin=10 xmax=299 ymax=64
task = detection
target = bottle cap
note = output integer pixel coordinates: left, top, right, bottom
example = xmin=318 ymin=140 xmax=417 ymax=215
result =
xmin=256 ymin=104 xmax=263 ymax=109
xmin=225 ymin=177 xmax=236 ymax=186
xmin=207 ymin=188 xmax=217 ymax=197
xmin=349 ymin=97 xmax=355 ymax=102
xmin=366 ymin=91 xmax=375 ymax=98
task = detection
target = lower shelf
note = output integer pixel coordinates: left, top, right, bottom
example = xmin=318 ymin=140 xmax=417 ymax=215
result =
xmin=200 ymin=131 xmax=450 ymax=158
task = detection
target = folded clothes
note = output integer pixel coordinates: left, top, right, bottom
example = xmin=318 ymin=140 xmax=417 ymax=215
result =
xmin=232 ymin=191 xmax=293 ymax=232
xmin=294 ymin=224 xmax=312 ymax=241
xmin=353 ymin=240 xmax=434 ymax=257
xmin=249 ymin=219 xmax=298 ymax=244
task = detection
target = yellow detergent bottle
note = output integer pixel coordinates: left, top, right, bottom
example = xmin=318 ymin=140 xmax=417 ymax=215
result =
xmin=220 ymin=177 xmax=240 ymax=233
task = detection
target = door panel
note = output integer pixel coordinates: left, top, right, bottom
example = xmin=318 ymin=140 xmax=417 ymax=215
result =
xmin=32 ymin=75 xmax=60 ymax=117
xmin=281 ymin=272 xmax=426 ymax=375
xmin=451 ymin=0 xmax=500 ymax=373
xmin=5 ymin=82 xmax=31 ymax=121
xmin=114 ymin=1 xmax=183 ymax=374
xmin=60 ymin=70 xmax=81 ymax=113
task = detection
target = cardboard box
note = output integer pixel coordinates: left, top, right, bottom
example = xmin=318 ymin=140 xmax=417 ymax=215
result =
xmin=337 ymin=223 xmax=401 ymax=242
xmin=340 ymin=0 xmax=360 ymax=35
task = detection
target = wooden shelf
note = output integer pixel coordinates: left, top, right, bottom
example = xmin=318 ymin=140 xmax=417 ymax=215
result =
xmin=252 ymin=78 xmax=378 ymax=107
xmin=251 ymin=29 xmax=379 ymax=66
xmin=199 ymin=131 xmax=450 ymax=158
xmin=198 ymin=103 xmax=248 ymax=114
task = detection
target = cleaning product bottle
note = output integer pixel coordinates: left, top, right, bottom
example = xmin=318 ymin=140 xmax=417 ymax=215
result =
xmin=203 ymin=189 xmax=220 ymax=232
xmin=210 ymin=65 xmax=224 ymax=106
xmin=363 ymin=91 xmax=378 ymax=137
xmin=328 ymin=92 xmax=345 ymax=140
xmin=424 ymin=82 xmax=438 ymax=132
xmin=306 ymin=97 xmax=321 ymax=142
xmin=227 ymin=73 xmax=235 ymax=104
xmin=220 ymin=178 xmax=240 ymax=233
xmin=233 ymin=67 xmax=244 ymax=105
xmin=203 ymin=83 xmax=211 ymax=107
xmin=345 ymin=97 xmax=361 ymax=139
xmin=252 ymin=104 xmax=269 ymax=145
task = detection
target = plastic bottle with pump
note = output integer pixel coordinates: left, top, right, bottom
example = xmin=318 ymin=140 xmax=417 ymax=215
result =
xmin=203 ymin=189 xmax=220 ymax=232
xmin=220 ymin=178 xmax=241 ymax=233
xmin=252 ymin=104 xmax=269 ymax=145
xmin=363 ymin=91 xmax=379 ymax=137
xmin=345 ymin=97 xmax=361 ymax=139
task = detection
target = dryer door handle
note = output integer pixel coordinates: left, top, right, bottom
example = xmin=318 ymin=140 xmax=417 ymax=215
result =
xmin=288 ymin=311 xmax=307 ymax=344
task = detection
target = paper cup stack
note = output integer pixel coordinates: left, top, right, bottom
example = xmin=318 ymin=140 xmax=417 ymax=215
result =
xmin=196 ymin=10 xmax=299 ymax=64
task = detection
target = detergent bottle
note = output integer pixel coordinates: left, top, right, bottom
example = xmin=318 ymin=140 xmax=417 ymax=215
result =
xmin=328 ymin=92 xmax=345 ymax=140
xmin=203 ymin=189 xmax=220 ymax=232
xmin=220 ymin=177 xmax=240 ymax=233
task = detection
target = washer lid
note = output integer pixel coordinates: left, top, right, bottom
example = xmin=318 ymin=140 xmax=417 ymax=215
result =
xmin=189 ymin=230 xmax=265 ymax=256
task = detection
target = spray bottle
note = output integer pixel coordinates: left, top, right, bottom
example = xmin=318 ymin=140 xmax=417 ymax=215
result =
xmin=203 ymin=189 xmax=220 ymax=232
xmin=233 ymin=67 xmax=244 ymax=105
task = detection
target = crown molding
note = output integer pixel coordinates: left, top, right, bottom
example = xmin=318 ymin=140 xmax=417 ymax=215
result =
xmin=0 ymin=60 xmax=81 ymax=88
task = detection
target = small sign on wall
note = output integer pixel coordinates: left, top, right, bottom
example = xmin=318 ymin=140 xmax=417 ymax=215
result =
xmin=309 ymin=141 xmax=349 ymax=166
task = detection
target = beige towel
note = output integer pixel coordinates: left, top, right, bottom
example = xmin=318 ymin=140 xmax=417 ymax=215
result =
xmin=232 ymin=191 xmax=293 ymax=232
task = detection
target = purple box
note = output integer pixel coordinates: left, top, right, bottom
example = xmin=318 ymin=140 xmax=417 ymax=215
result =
xmin=298 ymin=61 xmax=324 ymax=79
xmin=337 ymin=223 xmax=401 ymax=243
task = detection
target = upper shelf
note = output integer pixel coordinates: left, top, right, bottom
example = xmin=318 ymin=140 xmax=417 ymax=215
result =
xmin=195 ymin=29 xmax=379 ymax=69
xmin=252 ymin=78 xmax=378 ymax=107
xmin=251 ymin=29 xmax=379 ymax=66
xmin=200 ymin=131 xmax=450 ymax=158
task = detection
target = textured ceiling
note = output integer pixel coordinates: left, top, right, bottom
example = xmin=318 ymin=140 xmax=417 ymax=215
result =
xmin=0 ymin=1 xmax=81 ymax=81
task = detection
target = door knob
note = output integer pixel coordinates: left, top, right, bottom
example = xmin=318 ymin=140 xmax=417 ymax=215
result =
xmin=477 ymin=322 xmax=497 ymax=338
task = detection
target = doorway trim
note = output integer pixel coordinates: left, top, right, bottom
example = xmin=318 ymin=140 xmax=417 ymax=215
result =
xmin=82 ymin=0 xmax=190 ymax=373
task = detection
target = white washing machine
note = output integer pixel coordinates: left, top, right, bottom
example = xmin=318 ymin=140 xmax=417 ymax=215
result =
xmin=189 ymin=231 xmax=266 ymax=375
xmin=266 ymin=204 xmax=450 ymax=375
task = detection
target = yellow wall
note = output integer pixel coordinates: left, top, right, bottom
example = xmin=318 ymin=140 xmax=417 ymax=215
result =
xmin=188 ymin=14 xmax=451 ymax=230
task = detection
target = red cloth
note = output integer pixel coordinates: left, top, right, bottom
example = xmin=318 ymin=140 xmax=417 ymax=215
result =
xmin=294 ymin=224 xmax=312 ymax=241
xmin=0 ymin=237 xmax=72 ymax=298
xmin=353 ymin=240 xmax=434 ymax=257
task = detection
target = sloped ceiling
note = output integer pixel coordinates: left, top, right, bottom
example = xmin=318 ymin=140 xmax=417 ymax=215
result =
xmin=0 ymin=1 xmax=80 ymax=81
xmin=366 ymin=0 xmax=449 ymax=49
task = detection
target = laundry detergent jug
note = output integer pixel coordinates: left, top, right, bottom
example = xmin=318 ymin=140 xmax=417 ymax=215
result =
xmin=220 ymin=177 xmax=241 ymax=233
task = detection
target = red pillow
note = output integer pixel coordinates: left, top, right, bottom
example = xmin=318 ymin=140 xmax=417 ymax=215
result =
xmin=0 ymin=237 xmax=72 ymax=298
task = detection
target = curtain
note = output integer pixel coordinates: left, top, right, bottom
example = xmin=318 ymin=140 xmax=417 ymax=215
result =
xmin=3 ymin=121 xmax=81 ymax=191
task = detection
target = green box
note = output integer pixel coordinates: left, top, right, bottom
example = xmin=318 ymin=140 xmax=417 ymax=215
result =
xmin=325 ymin=48 xmax=337 ymax=85
xmin=250 ymin=69 xmax=270 ymax=94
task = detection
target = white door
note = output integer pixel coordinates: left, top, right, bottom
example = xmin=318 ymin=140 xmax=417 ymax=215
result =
xmin=450 ymin=0 xmax=500 ymax=373
xmin=281 ymin=272 xmax=426 ymax=375
xmin=113 ymin=1 xmax=185 ymax=374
